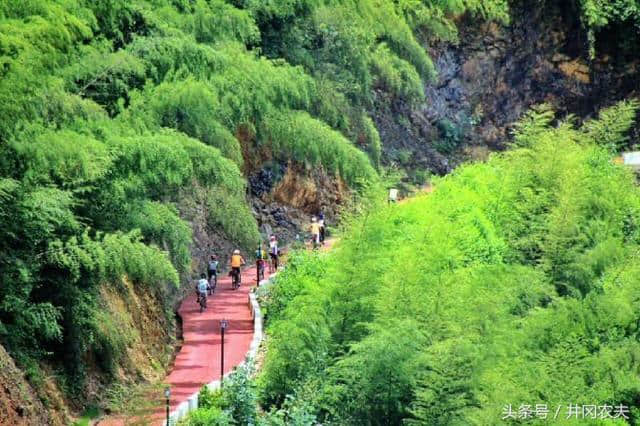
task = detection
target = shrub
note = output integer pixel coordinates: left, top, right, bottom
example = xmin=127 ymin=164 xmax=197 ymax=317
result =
xmin=137 ymin=80 xmax=244 ymax=165
xmin=179 ymin=406 xmax=231 ymax=426
xmin=434 ymin=118 xmax=465 ymax=154
xmin=263 ymin=110 xmax=377 ymax=186
xmin=0 ymin=0 xmax=514 ymax=408
xmin=371 ymin=43 xmax=424 ymax=104
xmin=258 ymin=103 xmax=640 ymax=424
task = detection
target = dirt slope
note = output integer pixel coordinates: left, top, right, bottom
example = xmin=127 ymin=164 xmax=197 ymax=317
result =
xmin=0 ymin=344 xmax=50 ymax=425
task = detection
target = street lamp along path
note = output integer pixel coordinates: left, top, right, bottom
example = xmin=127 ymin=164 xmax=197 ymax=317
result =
xmin=220 ymin=319 xmax=228 ymax=388
xmin=164 ymin=387 xmax=171 ymax=426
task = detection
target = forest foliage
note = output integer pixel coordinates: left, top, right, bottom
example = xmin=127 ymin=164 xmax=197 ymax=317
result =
xmin=0 ymin=0 xmax=513 ymax=407
xmin=256 ymin=101 xmax=640 ymax=425
xmin=577 ymin=0 xmax=640 ymax=56
xmin=1 ymin=0 xmax=636 ymax=415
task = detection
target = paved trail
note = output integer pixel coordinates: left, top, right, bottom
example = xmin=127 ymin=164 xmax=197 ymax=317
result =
xmin=158 ymin=265 xmax=267 ymax=419
xmin=98 ymin=264 xmax=270 ymax=425
xmin=98 ymin=188 xmax=427 ymax=425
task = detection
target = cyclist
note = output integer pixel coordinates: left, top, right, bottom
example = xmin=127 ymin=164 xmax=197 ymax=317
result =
xmin=310 ymin=217 xmax=321 ymax=249
xmin=207 ymin=255 xmax=219 ymax=293
xmin=197 ymin=273 xmax=208 ymax=309
xmin=269 ymin=235 xmax=279 ymax=272
xmin=230 ymin=249 xmax=245 ymax=289
xmin=255 ymin=243 xmax=266 ymax=283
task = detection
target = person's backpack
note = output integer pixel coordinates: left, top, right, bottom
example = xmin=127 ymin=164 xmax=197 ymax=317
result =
xmin=209 ymin=260 xmax=218 ymax=270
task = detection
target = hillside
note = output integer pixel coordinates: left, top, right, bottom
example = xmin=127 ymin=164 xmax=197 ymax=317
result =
xmin=254 ymin=102 xmax=640 ymax=425
xmin=2 ymin=0 xmax=640 ymax=423
xmin=373 ymin=0 xmax=640 ymax=175
xmin=0 ymin=344 xmax=51 ymax=425
xmin=0 ymin=0 xmax=505 ymax=420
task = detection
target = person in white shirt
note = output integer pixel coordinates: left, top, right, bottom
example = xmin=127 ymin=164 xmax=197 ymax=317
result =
xmin=269 ymin=235 xmax=279 ymax=272
xmin=196 ymin=273 xmax=208 ymax=309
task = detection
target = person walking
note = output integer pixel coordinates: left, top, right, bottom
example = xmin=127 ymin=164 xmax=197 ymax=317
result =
xmin=310 ymin=217 xmax=320 ymax=249
xmin=388 ymin=188 xmax=398 ymax=204
xmin=318 ymin=212 xmax=326 ymax=245
xmin=269 ymin=235 xmax=279 ymax=272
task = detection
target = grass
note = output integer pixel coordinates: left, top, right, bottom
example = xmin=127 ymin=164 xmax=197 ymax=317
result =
xmin=72 ymin=405 xmax=100 ymax=426
xmin=103 ymin=381 xmax=168 ymax=423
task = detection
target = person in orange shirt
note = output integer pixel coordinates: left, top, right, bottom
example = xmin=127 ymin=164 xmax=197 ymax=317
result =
xmin=229 ymin=249 xmax=245 ymax=289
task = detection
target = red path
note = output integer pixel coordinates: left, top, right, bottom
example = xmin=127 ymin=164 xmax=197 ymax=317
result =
xmin=159 ymin=265 xmax=265 ymax=421
xmin=98 ymin=264 xmax=269 ymax=425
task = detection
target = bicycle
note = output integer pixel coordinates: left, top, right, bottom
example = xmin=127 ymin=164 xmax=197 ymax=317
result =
xmin=231 ymin=268 xmax=241 ymax=290
xmin=198 ymin=292 xmax=207 ymax=312
xmin=209 ymin=273 xmax=217 ymax=295
xmin=257 ymin=260 xmax=265 ymax=283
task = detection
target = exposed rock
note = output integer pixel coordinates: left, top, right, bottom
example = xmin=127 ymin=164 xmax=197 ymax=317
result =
xmin=552 ymin=52 xmax=571 ymax=63
xmin=248 ymin=164 xmax=285 ymax=198
xmin=246 ymin=164 xmax=347 ymax=246
xmin=558 ymin=59 xmax=591 ymax=83
xmin=272 ymin=168 xmax=320 ymax=212
xmin=372 ymin=0 xmax=640 ymax=175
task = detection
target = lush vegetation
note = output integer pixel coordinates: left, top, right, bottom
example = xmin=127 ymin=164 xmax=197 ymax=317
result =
xmin=579 ymin=0 xmax=640 ymax=54
xmin=180 ymin=361 xmax=321 ymax=426
xmin=0 ymin=0 xmax=516 ymax=412
xmin=4 ymin=0 xmax=638 ymax=419
xmin=256 ymin=101 xmax=640 ymax=425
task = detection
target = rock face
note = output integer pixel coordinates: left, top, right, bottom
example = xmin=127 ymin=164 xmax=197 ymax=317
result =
xmin=0 ymin=344 xmax=51 ymax=425
xmin=374 ymin=0 xmax=640 ymax=174
xmin=248 ymin=163 xmax=347 ymax=246
xmin=239 ymin=0 xmax=640 ymax=251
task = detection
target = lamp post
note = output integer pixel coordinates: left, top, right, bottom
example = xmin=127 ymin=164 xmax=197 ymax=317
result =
xmin=220 ymin=319 xmax=228 ymax=387
xmin=164 ymin=386 xmax=171 ymax=426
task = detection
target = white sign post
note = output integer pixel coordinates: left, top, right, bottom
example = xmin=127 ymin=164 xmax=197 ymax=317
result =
xmin=388 ymin=188 xmax=398 ymax=204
